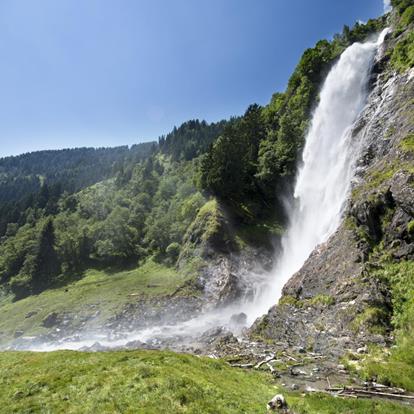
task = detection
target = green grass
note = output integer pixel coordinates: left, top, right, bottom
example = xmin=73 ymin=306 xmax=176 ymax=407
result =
xmin=347 ymin=261 xmax=414 ymax=391
xmin=0 ymin=259 xmax=188 ymax=343
xmin=391 ymin=32 xmax=414 ymax=72
xmin=288 ymin=393 xmax=414 ymax=414
xmin=278 ymin=294 xmax=335 ymax=308
xmin=408 ymin=220 xmax=414 ymax=234
xmin=351 ymin=160 xmax=414 ymax=201
xmin=351 ymin=307 xmax=389 ymax=335
xmin=400 ymin=134 xmax=414 ymax=153
xmin=0 ymin=350 xmax=413 ymax=414
xmin=195 ymin=199 xmax=222 ymax=243
xmin=400 ymin=5 xmax=414 ymax=28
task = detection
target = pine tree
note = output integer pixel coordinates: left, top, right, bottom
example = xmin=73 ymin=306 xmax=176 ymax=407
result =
xmin=31 ymin=219 xmax=61 ymax=294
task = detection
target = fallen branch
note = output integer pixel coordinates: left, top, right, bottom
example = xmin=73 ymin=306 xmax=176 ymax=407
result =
xmin=230 ymin=363 xmax=254 ymax=369
xmin=326 ymin=387 xmax=414 ymax=401
xmin=348 ymin=390 xmax=414 ymax=401
xmin=255 ymin=354 xmax=275 ymax=369
xmin=266 ymin=362 xmax=279 ymax=377
xmin=283 ymin=354 xmax=298 ymax=362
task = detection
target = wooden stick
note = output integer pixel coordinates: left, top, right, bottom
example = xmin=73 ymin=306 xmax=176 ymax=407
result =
xmin=349 ymin=390 xmax=414 ymax=400
xmin=266 ymin=362 xmax=277 ymax=374
xmin=326 ymin=387 xmax=414 ymax=401
xmin=255 ymin=355 xmax=275 ymax=369
xmin=230 ymin=363 xmax=254 ymax=369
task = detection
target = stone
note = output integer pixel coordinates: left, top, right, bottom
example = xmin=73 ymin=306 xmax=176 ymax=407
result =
xmin=230 ymin=312 xmax=247 ymax=326
xmin=42 ymin=312 xmax=60 ymax=328
xmin=267 ymin=394 xmax=290 ymax=412
xmin=357 ymin=345 xmax=368 ymax=354
xmin=25 ymin=311 xmax=37 ymax=319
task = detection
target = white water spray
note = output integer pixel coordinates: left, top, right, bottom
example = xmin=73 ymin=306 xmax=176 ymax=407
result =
xmin=16 ymin=30 xmax=390 ymax=352
xmin=250 ymin=28 xmax=390 ymax=320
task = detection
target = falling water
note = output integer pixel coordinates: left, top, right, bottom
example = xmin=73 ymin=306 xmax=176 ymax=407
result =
xmin=250 ymin=28 xmax=390 ymax=320
xmin=17 ymin=29 xmax=390 ymax=352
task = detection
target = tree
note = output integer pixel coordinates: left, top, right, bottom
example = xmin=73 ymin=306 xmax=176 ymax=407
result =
xmin=30 ymin=219 xmax=61 ymax=294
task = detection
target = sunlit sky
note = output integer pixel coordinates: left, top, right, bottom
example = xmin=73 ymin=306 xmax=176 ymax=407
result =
xmin=0 ymin=0 xmax=385 ymax=157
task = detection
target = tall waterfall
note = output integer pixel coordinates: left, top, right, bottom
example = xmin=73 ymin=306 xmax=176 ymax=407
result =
xmin=250 ymin=28 xmax=390 ymax=321
xmin=25 ymin=29 xmax=390 ymax=352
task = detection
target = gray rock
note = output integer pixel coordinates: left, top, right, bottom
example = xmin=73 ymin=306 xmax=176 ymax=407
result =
xmin=230 ymin=312 xmax=247 ymax=326
xmin=42 ymin=312 xmax=60 ymax=328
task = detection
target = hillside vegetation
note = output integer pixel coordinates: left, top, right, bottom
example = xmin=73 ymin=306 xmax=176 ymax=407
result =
xmin=0 ymin=259 xmax=189 ymax=345
xmin=0 ymin=17 xmax=387 ymax=303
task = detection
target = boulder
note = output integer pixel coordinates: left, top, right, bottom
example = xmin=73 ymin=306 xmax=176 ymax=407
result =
xmin=42 ymin=312 xmax=60 ymax=328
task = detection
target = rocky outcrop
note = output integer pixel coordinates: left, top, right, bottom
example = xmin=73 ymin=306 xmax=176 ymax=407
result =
xmin=178 ymin=198 xmax=274 ymax=308
xmin=250 ymin=49 xmax=414 ymax=357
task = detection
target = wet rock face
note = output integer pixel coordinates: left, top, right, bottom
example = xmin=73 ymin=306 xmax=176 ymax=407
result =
xmin=250 ymin=62 xmax=414 ymax=357
xmin=197 ymin=247 xmax=274 ymax=310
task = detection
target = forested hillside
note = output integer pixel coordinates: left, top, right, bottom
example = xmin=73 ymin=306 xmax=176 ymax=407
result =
xmin=0 ymin=144 xmax=155 ymax=237
xmin=0 ymin=16 xmax=387 ymax=303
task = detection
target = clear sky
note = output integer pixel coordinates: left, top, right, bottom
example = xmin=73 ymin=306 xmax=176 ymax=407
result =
xmin=0 ymin=0 xmax=385 ymax=157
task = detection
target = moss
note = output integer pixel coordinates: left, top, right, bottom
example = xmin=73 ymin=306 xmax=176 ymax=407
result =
xmin=344 ymin=215 xmax=356 ymax=230
xmin=190 ymin=199 xmax=233 ymax=247
xmin=196 ymin=200 xmax=220 ymax=241
xmin=351 ymin=307 xmax=389 ymax=335
xmin=278 ymin=294 xmax=335 ymax=310
xmin=391 ymin=32 xmax=414 ymax=72
xmin=399 ymin=133 xmax=414 ymax=152
xmin=408 ymin=220 xmax=414 ymax=234
xmin=308 ymin=294 xmax=335 ymax=307
xmin=278 ymin=295 xmax=303 ymax=308
xmin=352 ymin=161 xmax=414 ymax=201
xmin=385 ymin=125 xmax=397 ymax=138
xmin=278 ymin=294 xmax=335 ymax=308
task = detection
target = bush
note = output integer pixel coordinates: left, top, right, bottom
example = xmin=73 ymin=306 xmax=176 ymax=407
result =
xmin=166 ymin=242 xmax=181 ymax=264
xmin=9 ymin=274 xmax=32 ymax=300
xmin=391 ymin=32 xmax=414 ymax=72
xmin=400 ymin=5 xmax=414 ymax=26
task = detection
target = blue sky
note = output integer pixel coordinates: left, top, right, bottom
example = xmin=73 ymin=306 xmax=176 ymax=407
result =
xmin=0 ymin=0 xmax=384 ymax=157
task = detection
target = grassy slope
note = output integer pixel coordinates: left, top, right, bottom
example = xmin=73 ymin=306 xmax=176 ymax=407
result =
xmin=0 ymin=260 xmax=189 ymax=343
xmin=344 ymin=260 xmax=414 ymax=392
xmin=0 ymin=350 xmax=413 ymax=414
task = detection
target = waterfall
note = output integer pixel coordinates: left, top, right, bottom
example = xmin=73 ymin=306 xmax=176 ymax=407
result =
xmin=249 ymin=28 xmax=390 ymax=321
xmin=23 ymin=29 xmax=390 ymax=352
